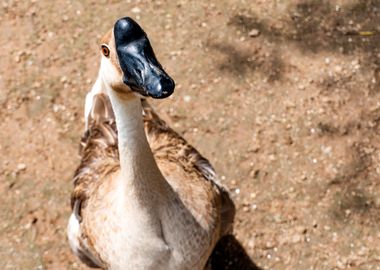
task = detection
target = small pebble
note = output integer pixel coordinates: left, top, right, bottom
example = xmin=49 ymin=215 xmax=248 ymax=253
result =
xmin=248 ymin=29 xmax=260 ymax=37
xmin=131 ymin=7 xmax=141 ymax=13
xmin=334 ymin=65 xmax=342 ymax=73
xmin=248 ymin=239 xmax=255 ymax=248
xmin=16 ymin=163 xmax=27 ymax=172
xmin=183 ymin=95 xmax=191 ymax=102
xmin=291 ymin=234 xmax=302 ymax=243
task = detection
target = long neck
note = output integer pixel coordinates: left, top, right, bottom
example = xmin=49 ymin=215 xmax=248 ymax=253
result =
xmin=106 ymin=89 xmax=167 ymax=198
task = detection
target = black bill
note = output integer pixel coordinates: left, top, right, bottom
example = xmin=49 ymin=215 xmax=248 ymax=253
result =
xmin=114 ymin=17 xmax=175 ymax=99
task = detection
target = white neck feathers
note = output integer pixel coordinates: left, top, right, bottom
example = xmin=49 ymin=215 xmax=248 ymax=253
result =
xmin=105 ymin=86 xmax=168 ymax=201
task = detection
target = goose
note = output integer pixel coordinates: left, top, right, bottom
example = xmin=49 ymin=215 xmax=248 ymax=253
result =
xmin=67 ymin=17 xmax=235 ymax=270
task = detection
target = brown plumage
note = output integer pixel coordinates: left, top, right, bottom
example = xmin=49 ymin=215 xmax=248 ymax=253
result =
xmin=70 ymin=93 xmax=235 ymax=269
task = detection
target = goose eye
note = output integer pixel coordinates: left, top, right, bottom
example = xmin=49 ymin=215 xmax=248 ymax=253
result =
xmin=101 ymin=45 xmax=110 ymax=57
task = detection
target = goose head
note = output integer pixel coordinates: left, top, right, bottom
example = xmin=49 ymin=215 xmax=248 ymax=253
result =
xmin=99 ymin=17 xmax=175 ymax=99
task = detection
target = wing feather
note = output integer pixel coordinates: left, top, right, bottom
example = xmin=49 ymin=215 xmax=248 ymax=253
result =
xmin=141 ymin=99 xmax=235 ymax=235
xmin=69 ymin=94 xmax=118 ymax=268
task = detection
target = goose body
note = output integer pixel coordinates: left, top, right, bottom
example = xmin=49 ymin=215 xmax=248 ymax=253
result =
xmin=67 ymin=17 xmax=235 ymax=270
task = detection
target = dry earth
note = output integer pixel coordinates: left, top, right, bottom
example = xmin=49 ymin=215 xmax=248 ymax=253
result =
xmin=1 ymin=0 xmax=380 ymax=269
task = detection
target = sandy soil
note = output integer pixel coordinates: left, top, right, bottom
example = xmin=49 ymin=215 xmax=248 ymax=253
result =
xmin=1 ymin=0 xmax=380 ymax=269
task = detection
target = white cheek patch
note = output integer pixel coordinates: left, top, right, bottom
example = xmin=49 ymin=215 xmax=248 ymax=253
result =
xmin=100 ymin=57 xmax=122 ymax=86
xmin=84 ymin=56 xmax=122 ymax=130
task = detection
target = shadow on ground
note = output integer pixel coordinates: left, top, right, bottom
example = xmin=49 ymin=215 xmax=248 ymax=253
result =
xmin=210 ymin=235 xmax=262 ymax=270
xmin=223 ymin=0 xmax=380 ymax=90
xmin=228 ymin=0 xmax=380 ymax=54
xmin=209 ymin=42 xmax=285 ymax=82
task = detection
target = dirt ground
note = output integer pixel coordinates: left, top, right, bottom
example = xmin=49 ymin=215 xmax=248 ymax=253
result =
xmin=1 ymin=0 xmax=380 ymax=269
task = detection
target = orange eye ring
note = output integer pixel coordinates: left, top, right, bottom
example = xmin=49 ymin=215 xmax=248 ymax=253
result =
xmin=101 ymin=44 xmax=110 ymax=57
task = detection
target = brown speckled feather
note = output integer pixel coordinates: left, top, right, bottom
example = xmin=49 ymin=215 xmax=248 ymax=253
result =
xmin=70 ymin=94 xmax=118 ymax=268
xmin=141 ymin=100 xmax=235 ymax=236
xmin=71 ymin=94 xmax=235 ymax=268
xmin=72 ymin=94 xmax=119 ymax=212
